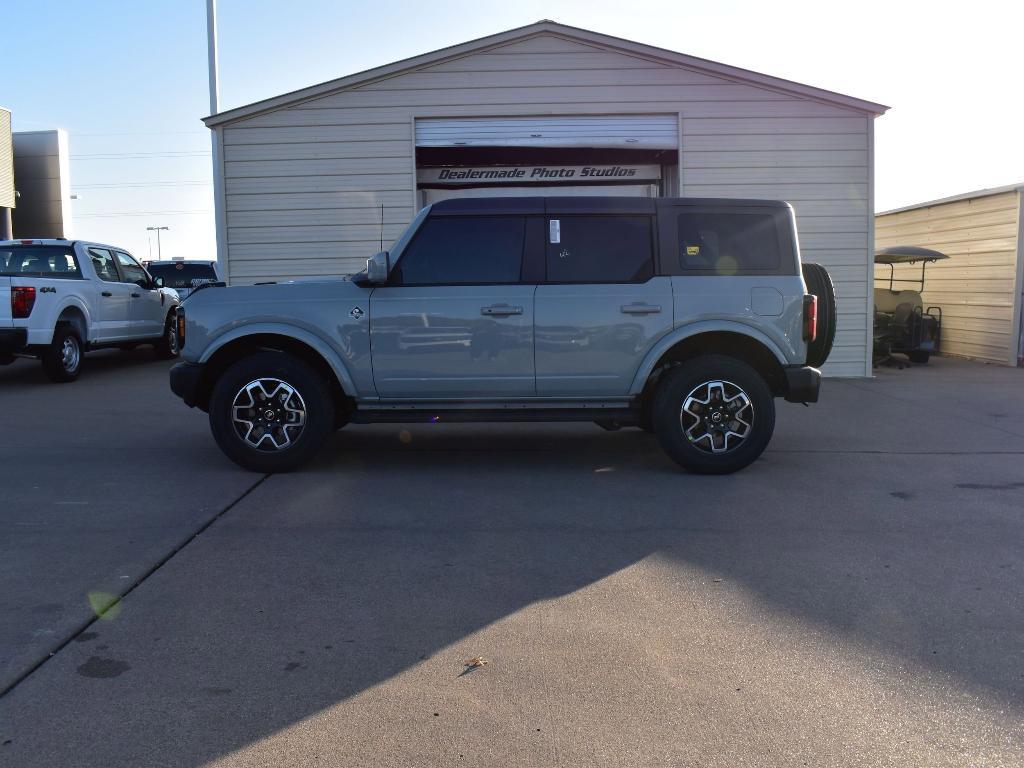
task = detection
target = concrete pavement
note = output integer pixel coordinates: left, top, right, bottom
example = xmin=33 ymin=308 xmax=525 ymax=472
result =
xmin=1 ymin=353 xmax=1022 ymax=766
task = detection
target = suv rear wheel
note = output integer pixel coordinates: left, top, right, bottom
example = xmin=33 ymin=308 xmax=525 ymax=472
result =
xmin=652 ymin=355 xmax=775 ymax=474
xmin=209 ymin=351 xmax=334 ymax=472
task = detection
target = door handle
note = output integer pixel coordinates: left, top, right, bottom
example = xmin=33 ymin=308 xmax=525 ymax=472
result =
xmin=101 ymin=291 xmax=113 ymax=297
xmin=480 ymin=304 xmax=523 ymax=316
xmin=131 ymin=292 xmax=141 ymax=298
xmin=620 ymin=303 xmax=661 ymax=315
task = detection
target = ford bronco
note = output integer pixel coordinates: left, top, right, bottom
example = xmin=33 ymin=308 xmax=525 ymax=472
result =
xmin=169 ymin=197 xmax=836 ymax=474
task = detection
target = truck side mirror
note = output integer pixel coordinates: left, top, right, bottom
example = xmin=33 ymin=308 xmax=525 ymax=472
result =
xmin=366 ymin=251 xmax=390 ymax=284
xmin=153 ymin=276 xmax=165 ymax=289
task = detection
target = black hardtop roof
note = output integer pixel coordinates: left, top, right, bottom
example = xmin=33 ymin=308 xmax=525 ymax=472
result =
xmin=428 ymin=196 xmax=791 ymax=216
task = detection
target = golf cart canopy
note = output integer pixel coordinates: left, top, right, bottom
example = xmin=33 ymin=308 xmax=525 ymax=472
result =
xmin=874 ymin=246 xmax=949 ymax=265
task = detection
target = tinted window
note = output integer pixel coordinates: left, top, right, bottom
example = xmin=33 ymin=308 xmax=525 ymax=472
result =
xmin=394 ymin=216 xmax=524 ymax=285
xmin=547 ymin=216 xmax=653 ymax=283
xmin=147 ymin=262 xmax=217 ymax=289
xmin=87 ymin=248 xmax=120 ymax=282
xmin=115 ymin=251 xmax=149 ymax=286
xmin=0 ymin=246 xmax=82 ymax=278
xmin=677 ymin=212 xmax=781 ymax=274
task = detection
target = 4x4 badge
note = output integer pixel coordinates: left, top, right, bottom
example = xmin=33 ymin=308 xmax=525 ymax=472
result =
xmin=350 ymin=306 xmax=364 ymax=319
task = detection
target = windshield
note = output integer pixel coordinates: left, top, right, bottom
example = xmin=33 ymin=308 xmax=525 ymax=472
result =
xmin=147 ymin=262 xmax=218 ymax=289
xmin=0 ymin=245 xmax=82 ymax=278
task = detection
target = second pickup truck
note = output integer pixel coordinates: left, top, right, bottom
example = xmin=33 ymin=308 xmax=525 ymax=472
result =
xmin=1 ymin=239 xmax=180 ymax=381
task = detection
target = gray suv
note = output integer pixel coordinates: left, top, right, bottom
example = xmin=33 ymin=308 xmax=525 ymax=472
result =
xmin=169 ymin=197 xmax=835 ymax=474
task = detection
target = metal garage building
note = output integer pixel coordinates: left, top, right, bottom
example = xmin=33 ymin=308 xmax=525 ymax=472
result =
xmin=876 ymin=184 xmax=1024 ymax=366
xmin=202 ymin=21 xmax=887 ymax=376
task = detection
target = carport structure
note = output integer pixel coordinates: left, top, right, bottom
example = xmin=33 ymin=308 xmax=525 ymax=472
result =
xmin=876 ymin=183 xmax=1024 ymax=366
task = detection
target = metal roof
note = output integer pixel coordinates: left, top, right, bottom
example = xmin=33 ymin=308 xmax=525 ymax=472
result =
xmin=203 ymin=20 xmax=889 ymax=128
xmin=877 ymin=183 xmax=1024 ymax=216
xmin=874 ymin=245 xmax=949 ymax=264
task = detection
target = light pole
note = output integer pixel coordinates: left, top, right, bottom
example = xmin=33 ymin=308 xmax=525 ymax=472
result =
xmin=146 ymin=226 xmax=169 ymax=259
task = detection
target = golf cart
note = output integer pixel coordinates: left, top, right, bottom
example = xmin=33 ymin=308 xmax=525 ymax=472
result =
xmin=873 ymin=245 xmax=948 ymax=365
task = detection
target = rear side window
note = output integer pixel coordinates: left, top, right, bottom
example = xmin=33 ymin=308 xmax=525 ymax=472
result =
xmin=0 ymin=246 xmax=82 ymax=278
xmin=547 ymin=216 xmax=653 ymax=283
xmin=393 ymin=216 xmax=524 ymax=285
xmin=87 ymin=248 xmax=120 ymax=282
xmin=677 ymin=212 xmax=781 ymax=274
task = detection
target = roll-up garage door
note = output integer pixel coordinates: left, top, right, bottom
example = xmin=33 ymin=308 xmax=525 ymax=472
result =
xmin=415 ymin=115 xmax=678 ymax=149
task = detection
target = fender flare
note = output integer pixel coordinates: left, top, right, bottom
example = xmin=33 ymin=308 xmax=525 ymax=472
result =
xmin=54 ymin=297 xmax=93 ymax=343
xmin=629 ymin=321 xmax=789 ymax=395
xmin=199 ymin=322 xmax=358 ymax=396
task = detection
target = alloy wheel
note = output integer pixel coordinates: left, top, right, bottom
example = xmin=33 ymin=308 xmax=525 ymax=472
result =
xmin=679 ymin=379 xmax=754 ymax=454
xmin=230 ymin=378 xmax=307 ymax=451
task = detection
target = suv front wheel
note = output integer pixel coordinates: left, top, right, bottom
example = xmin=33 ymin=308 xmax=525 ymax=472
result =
xmin=209 ymin=351 xmax=335 ymax=472
xmin=652 ymin=355 xmax=775 ymax=474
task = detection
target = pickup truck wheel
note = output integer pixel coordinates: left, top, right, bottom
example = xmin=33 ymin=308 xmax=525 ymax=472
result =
xmin=209 ymin=352 xmax=334 ymax=472
xmin=153 ymin=312 xmax=178 ymax=359
xmin=41 ymin=325 xmax=83 ymax=383
xmin=653 ymin=355 xmax=775 ymax=474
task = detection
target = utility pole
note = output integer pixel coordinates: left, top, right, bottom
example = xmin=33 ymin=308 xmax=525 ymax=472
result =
xmin=146 ymin=226 xmax=169 ymax=259
xmin=207 ymin=0 xmax=227 ymax=282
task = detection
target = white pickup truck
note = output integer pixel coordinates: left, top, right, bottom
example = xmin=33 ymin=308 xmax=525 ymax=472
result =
xmin=1 ymin=239 xmax=180 ymax=382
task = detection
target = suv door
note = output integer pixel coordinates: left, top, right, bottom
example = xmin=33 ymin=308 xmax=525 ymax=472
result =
xmin=535 ymin=205 xmax=673 ymax=396
xmin=114 ymin=250 xmax=164 ymax=337
xmin=85 ymin=247 xmax=132 ymax=341
xmin=369 ymin=213 xmax=537 ymax=398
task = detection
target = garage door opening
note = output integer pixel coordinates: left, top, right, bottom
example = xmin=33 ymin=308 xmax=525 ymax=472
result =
xmin=414 ymin=115 xmax=679 ymax=206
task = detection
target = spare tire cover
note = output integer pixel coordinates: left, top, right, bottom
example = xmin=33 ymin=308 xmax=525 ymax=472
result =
xmin=801 ymin=262 xmax=837 ymax=368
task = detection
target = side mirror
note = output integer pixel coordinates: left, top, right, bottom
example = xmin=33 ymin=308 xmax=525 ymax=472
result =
xmin=366 ymin=251 xmax=390 ymax=284
xmin=153 ymin=276 xmax=165 ymax=289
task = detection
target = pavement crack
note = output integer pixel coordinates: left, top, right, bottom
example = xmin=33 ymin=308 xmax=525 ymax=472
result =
xmin=0 ymin=473 xmax=270 ymax=699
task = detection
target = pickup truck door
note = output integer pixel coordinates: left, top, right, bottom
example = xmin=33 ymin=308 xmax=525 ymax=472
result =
xmin=369 ymin=214 xmax=538 ymax=398
xmin=85 ymin=247 xmax=132 ymax=341
xmin=114 ymin=250 xmax=164 ymax=337
xmin=535 ymin=209 xmax=673 ymax=396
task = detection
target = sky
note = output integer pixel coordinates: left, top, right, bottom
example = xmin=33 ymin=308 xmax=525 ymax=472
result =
xmin=6 ymin=0 xmax=1024 ymax=262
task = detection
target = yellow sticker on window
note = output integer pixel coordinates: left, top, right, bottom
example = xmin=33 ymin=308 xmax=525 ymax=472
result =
xmin=686 ymin=245 xmax=701 ymax=256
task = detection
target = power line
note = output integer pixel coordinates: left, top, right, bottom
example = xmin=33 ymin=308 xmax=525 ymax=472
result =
xmin=74 ymin=130 xmax=208 ymax=136
xmin=75 ymin=210 xmax=214 ymax=218
xmin=71 ymin=151 xmax=211 ymax=159
xmin=73 ymin=180 xmax=212 ymax=189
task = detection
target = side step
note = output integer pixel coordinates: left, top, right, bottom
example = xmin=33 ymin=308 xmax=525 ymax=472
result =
xmin=351 ymin=407 xmax=640 ymax=425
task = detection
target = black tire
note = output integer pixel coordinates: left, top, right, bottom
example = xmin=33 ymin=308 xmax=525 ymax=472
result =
xmin=653 ymin=355 xmax=775 ymax=474
xmin=41 ymin=324 xmax=83 ymax=383
xmin=153 ymin=312 xmax=178 ymax=359
xmin=208 ymin=351 xmax=334 ymax=472
xmin=801 ymin=262 xmax=837 ymax=368
xmin=907 ymin=351 xmax=931 ymax=364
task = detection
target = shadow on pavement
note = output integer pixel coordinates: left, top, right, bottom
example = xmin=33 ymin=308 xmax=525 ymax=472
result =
xmin=4 ymin=417 xmax=1022 ymax=766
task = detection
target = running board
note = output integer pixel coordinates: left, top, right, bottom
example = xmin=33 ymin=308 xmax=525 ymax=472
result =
xmin=351 ymin=404 xmax=640 ymax=425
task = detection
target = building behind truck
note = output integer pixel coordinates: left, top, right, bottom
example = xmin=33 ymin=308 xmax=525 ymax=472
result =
xmin=201 ymin=21 xmax=887 ymax=376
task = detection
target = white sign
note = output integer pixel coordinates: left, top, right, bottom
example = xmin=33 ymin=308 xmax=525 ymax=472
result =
xmin=418 ymin=165 xmax=662 ymax=186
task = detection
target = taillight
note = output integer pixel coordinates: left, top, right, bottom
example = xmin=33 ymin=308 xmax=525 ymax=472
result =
xmin=176 ymin=310 xmax=186 ymax=348
xmin=12 ymin=286 xmax=36 ymax=319
xmin=802 ymin=294 xmax=818 ymax=342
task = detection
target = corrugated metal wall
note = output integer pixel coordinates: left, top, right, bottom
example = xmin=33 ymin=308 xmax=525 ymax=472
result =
xmin=217 ymin=32 xmax=875 ymax=376
xmin=875 ymin=190 xmax=1022 ymax=365
xmin=0 ymin=109 xmax=14 ymax=209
